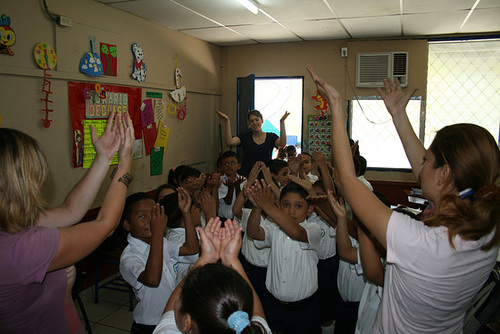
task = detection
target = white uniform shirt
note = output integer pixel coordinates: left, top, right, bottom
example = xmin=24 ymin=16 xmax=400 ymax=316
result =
xmin=355 ymin=281 xmax=383 ymax=334
xmin=306 ymin=172 xmax=319 ymax=184
xmin=152 ymin=310 xmax=272 ymax=334
xmin=337 ymin=236 xmax=366 ymax=302
xmin=120 ymin=234 xmax=178 ymax=325
xmin=218 ymin=174 xmax=245 ymax=219
xmin=308 ymin=212 xmax=336 ymax=259
xmin=235 ymin=208 xmax=271 ymax=267
xmin=165 ymin=227 xmax=199 ymax=284
xmin=254 ymin=218 xmax=321 ymax=302
xmin=372 ymin=211 xmax=498 ymax=334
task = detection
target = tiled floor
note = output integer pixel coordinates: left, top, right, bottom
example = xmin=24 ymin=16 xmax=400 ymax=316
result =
xmin=75 ymin=274 xmax=136 ymax=334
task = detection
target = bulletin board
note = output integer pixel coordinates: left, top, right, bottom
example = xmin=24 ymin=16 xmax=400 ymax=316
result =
xmin=305 ymin=114 xmax=332 ymax=160
xmin=68 ymin=82 xmax=143 ymax=168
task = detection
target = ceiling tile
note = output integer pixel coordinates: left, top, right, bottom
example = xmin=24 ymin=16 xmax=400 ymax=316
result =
xmin=403 ymin=0 xmax=473 ymax=13
xmin=341 ymin=16 xmax=401 ymax=38
xmin=258 ymin=0 xmax=336 ymax=21
xmin=460 ymin=8 xmax=500 ymax=33
xmin=329 ymin=0 xmax=399 ymax=18
xmin=179 ymin=26 xmax=258 ymax=46
xmin=284 ymin=19 xmax=350 ymax=40
xmin=230 ymin=23 xmax=303 ymax=43
xmin=403 ymin=12 xmax=464 ymax=35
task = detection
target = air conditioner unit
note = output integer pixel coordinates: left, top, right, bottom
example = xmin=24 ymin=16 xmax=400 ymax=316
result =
xmin=356 ymin=52 xmax=408 ymax=88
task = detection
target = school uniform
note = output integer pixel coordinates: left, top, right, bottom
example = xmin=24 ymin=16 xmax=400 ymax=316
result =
xmin=235 ymin=208 xmax=272 ymax=317
xmin=335 ymin=237 xmax=366 ymax=334
xmin=120 ymin=234 xmax=179 ymax=328
xmin=254 ymin=217 xmax=321 ymax=334
xmin=165 ymin=227 xmax=199 ymax=285
xmin=218 ymin=174 xmax=245 ymax=220
xmin=308 ymin=212 xmax=339 ymax=325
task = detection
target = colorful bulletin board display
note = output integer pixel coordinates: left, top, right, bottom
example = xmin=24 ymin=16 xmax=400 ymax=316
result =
xmin=306 ymin=114 xmax=332 ymax=160
xmin=68 ymin=82 xmax=143 ymax=168
xmin=0 ymin=14 xmax=16 ymax=56
xmin=131 ymin=43 xmax=147 ymax=82
xmin=100 ymin=42 xmax=117 ymax=76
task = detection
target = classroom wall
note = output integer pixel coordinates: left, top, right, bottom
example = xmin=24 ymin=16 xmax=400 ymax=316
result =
xmin=220 ymin=39 xmax=429 ymax=183
xmin=0 ymin=0 xmax=222 ymax=208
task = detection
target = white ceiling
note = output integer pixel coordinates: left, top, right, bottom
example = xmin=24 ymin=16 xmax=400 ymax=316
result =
xmin=95 ymin=0 xmax=500 ymax=46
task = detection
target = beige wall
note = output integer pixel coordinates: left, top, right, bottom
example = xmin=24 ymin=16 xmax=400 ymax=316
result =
xmin=0 ymin=0 xmax=221 ymax=208
xmin=220 ymin=39 xmax=429 ymax=183
xmin=0 ymin=0 xmax=430 ymax=210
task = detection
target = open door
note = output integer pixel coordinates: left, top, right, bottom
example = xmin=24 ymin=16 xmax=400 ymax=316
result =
xmin=236 ymin=74 xmax=255 ymax=136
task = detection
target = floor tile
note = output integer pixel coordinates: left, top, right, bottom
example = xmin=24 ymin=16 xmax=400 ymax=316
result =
xmin=99 ymin=305 xmax=134 ymax=331
xmin=90 ymin=323 xmax=129 ymax=334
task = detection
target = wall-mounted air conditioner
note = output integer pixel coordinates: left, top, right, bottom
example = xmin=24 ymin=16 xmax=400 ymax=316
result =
xmin=356 ymin=52 xmax=408 ymax=88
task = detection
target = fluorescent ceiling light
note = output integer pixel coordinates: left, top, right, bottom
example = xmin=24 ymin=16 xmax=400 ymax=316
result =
xmin=236 ymin=0 xmax=259 ymax=14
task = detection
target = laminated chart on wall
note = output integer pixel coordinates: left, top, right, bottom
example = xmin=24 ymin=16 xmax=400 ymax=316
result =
xmin=306 ymin=114 xmax=332 ymax=160
xmin=68 ymin=82 xmax=143 ymax=168
xmin=83 ymin=119 xmax=119 ymax=168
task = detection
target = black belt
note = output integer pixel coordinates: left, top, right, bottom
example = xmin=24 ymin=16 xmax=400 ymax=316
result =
xmin=274 ymin=293 xmax=317 ymax=311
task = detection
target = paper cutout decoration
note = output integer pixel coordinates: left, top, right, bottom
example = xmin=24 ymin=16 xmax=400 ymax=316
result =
xmin=312 ymin=90 xmax=328 ymax=120
xmin=154 ymin=99 xmax=167 ymax=126
xmin=100 ymin=43 xmax=117 ymax=76
xmin=140 ymin=99 xmax=154 ymax=128
xmin=170 ymin=86 xmax=186 ymax=103
xmin=34 ymin=42 xmax=57 ymax=70
xmin=143 ymin=122 xmax=157 ymax=156
xmin=40 ymin=70 xmax=54 ymax=128
xmin=0 ymin=14 xmax=16 ymax=55
xmin=80 ymin=37 xmax=103 ymax=77
xmin=74 ymin=129 xmax=83 ymax=166
xmin=150 ymin=147 xmax=164 ymax=176
xmin=131 ymin=43 xmax=147 ymax=82
xmin=132 ymin=139 xmax=143 ymax=160
xmin=175 ymin=68 xmax=182 ymax=89
xmin=154 ymin=122 xmax=170 ymax=149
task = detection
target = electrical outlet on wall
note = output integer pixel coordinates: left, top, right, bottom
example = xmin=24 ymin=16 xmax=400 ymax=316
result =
xmin=57 ymin=16 xmax=72 ymax=27
xmin=341 ymin=47 xmax=348 ymax=58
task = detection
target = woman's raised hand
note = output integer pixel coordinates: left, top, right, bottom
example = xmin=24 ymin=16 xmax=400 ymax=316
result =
xmin=216 ymin=109 xmax=230 ymax=122
xmin=280 ymin=111 xmax=290 ymax=122
xmin=91 ymin=111 xmax=122 ymax=162
xmin=119 ymin=112 xmax=135 ymax=162
xmin=376 ymin=78 xmax=418 ymax=118
xmin=306 ymin=64 xmax=342 ymax=105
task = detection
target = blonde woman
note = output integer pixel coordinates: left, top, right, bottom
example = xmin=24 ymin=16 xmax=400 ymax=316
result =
xmin=0 ymin=111 xmax=134 ymax=334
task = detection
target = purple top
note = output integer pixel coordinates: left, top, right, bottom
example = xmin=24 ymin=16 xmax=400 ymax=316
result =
xmin=0 ymin=226 xmax=84 ymax=334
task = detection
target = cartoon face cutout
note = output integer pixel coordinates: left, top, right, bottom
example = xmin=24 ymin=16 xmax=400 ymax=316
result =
xmin=132 ymin=43 xmax=147 ymax=82
xmin=0 ymin=26 xmax=15 ymax=46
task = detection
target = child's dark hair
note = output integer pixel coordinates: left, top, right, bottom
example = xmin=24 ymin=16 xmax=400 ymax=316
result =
xmin=267 ymin=159 xmax=288 ymax=176
xmin=285 ymin=145 xmax=296 ymax=154
xmin=158 ymin=192 xmax=184 ymax=228
xmin=155 ymin=183 xmax=171 ymax=202
xmin=353 ymin=155 xmax=367 ymax=176
xmin=280 ymin=181 xmax=311 ymax=204
xmin=123 ymin=192 xmax=153 ymax=221
xmin=168 ymin=165 xmax=189 ymax=186
xmin=218 ymin=150 xmax=240 ymax=165
xmin=179 ymin=263 xmax=265 ymax=334
xmin=179 ymin=166 xmax=201 ymax=184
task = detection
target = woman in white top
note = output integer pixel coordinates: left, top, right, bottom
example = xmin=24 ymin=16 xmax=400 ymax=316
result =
xmin=153 ymin=218 xmax=271 ymax=334
xmin=307 ymin=65 xmax=500 ymax=333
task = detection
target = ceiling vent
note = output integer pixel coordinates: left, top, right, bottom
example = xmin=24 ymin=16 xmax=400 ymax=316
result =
xmin=356 ymin=52 xmax=408 ymax=88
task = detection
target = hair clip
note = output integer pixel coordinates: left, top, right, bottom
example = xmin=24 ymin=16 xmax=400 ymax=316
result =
xmin=459 ymin=188 xmax=475 ymax=199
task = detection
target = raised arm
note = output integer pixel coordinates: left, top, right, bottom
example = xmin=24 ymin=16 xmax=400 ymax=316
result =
xmin=357 ymin=225 xmax=384 ymax=286
xmin=216 ymin=110 xmax=241 ymax=147
xmin=178 ymin=187 xmax=200 ymax=256
xmin=312 ymin=151 xmax=335 ymax=195
xmin=377 ymin=79 xmax=422 ymax=178
xmin=137 ymin=204 xmax=167 ymax=287
xmin=328 ymin=192 xmax=357 ymax=263
xmin=49 ymin=112 xmax=134 ymax=271
xmin=275 ymin=111 xmax=290 ymax=147
xmin=307 ymin=65 xmax=392 ymax=247
xmin=249 ymin=179 xmax=310 ymax=242
xmin=38 ymin=111 xmax=122 ymax=228
xmin=245 ymin=185 xmax=266 ymax=241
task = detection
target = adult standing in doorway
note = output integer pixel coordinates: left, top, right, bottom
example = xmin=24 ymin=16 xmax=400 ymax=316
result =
xmin=216 ymin=109 xmax=289 ymax=177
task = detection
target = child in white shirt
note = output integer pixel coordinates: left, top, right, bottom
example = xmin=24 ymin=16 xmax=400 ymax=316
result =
xmin=247 ymin=180 xmax=322 ymax=334
xmin=217 ymin=151 xmax=245 ymax=220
